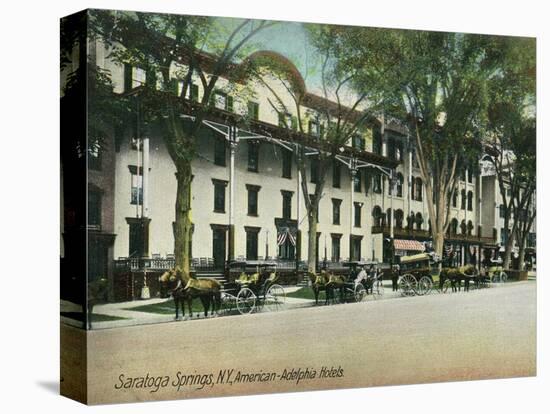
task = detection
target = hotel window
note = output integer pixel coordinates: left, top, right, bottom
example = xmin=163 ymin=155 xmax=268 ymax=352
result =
xmin=332 ymin=198 xmax=342 ymax=225
xmin=452 ymin=188 xmax=458 ymax=207
xmin=188 ymin=83 xmax=199 ymax=102
xmin=282 ymin=149 xmax=292 ymax=179
xmin=278 ymin=112 xmax=297 ymax=130
xmin=88 ymin=138 xmax=102 ymax=171
xmin=130 ymin=170 xmax=143 ymax=205
xmin=88 ymin=189 xmax=102 ymax=228
xmin=396 ymin=173 xmax=404 ymax=197
xmin=351 ymin=236 xmax=362 ymax=261
xmin=245 ymin=227 xmax=260 ymax=260
xmin=310 ymin=158 xmax=319 ymax=183
xmin=372 ymin=206 xmax=383 ymax=227
xmin=331 ymin=234 xmax=341 ymax=262
xmin=499 ymin=204 xmax=506 ymax=218
xmin=332 ymin=162 xmax=341 ymax=188
xmin=247 ymin=142 xmax=259 ymax=172
xmin=308 ymin=119 xmax=320 ymax=138
xmin=461 ymin=189 xmax=466 ymax=210
xmin=467 ymin=169 xmax=473 ymax=183
xmin=282 ymin=191 xmax=293 ymax=219
xmin=212 ymin=179 xmax=227 ymax=213
xmin=373 ymin=126 xmax=382 ymax=155
xmin=354 ymin=202 xmax=362 ymax=227
xmin=213 ymin=91 xmax=233 ymax=111
xmin=415 ymin=177 xmax=423 ymax=201
xmin=373 ymin=173 xmax=382 ymax=194
xmin=412 ymin=148 xmax=420 ymax=168
xmin=395 ymin=141 xmax=403 ymax=161
xmin=246 ymin=185 xmax=260 ymax=216
xmin=248 ymin=101 xmax=259 ymax=120
xmin=123 ymin=64 xmax=146 ymax=91
xmin=467 ymin=191 xmax=473 ymax=211
xmin=354 ymin=172 xmax=362 ymax=193
xmin=395 ymin=209 xmax=404 ymax=228
xmin=214 ymin=137 xmax=226 ymax=166
xmin=352 ymin=134 xmax=365 ymax=151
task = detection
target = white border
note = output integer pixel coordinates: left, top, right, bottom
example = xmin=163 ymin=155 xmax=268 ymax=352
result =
xmin=1 ymin=0 xmax=546 ymax=413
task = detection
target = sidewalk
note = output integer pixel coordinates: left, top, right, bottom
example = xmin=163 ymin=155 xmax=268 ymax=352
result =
xmin=61 ymin=280 xmax=530 ymax=330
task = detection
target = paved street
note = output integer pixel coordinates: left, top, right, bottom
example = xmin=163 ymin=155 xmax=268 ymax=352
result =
xmin=72 ymin=281 xmax=536 ymax=404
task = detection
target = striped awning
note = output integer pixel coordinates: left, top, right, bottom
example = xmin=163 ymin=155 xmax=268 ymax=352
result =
xmin=394 ymin=239 xmax=425 ymax=252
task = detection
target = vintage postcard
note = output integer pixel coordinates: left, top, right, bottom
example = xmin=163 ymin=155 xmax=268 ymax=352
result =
xmin=60 ymin=8 xmax=536 ymax=404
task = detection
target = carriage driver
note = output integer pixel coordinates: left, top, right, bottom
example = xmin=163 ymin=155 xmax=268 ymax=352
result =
xmin=354 ymin=265 xmax=368 ymax=287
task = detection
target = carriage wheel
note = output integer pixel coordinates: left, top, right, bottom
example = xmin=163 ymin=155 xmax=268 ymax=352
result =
xmin=354 ymin=284 xmax=366 ymax=302
xmin=442 ymin=279 xmax=452 ymax=293
xmin=373 ymin=280 xmax=385 ymax=298
xmin=417 ymin=276 xmax=433 ymax=295
xmin=265 ymin=284 xmax=286 ymax=312
xmin=236 ymin=288 xmax=256 ymax=315
xmin=220 ymin=292 xmax=234 ymax=315
xmin=500 ymin=271 xmax=508 ymax=283
xmin=399 ymin=274 xmax=417 ymax=296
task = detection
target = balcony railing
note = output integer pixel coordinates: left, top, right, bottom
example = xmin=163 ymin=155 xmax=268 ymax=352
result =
xmin=371 ymin=225 xmax=495 ymax=244
xmin=371 ymin=226 xmax=431 ymax=239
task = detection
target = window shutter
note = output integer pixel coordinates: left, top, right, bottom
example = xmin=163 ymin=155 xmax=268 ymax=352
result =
xmin=170 ymin=79 xmax=179 ymax=96
xmin=227 ymin=95 xmax=234 ymax=112
xmin=291 ymin=116 xmax=298 ymax=131
xmin=124 ymin=64 xmax=132 ymax=92
xmin=146 ymin=69 xmax=156 ymax=88
xmin=190 ymin=84 xmax=199 ymax=101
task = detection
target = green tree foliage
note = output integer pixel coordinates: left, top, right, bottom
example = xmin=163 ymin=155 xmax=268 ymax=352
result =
xmin=485 ymin=37 xmax=536 ymax=268
xmin=321 ymin=27 xmax=526 ymax=257
xmin=88 ymin=10 xmax=274 ymax=272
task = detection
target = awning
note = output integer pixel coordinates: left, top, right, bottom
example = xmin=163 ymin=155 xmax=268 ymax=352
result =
xmin=394 ymin=239 xmax=425 ymax=252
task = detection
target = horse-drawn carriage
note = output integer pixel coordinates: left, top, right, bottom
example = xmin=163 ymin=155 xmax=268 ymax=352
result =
xmin=483 ymin=260 xmax=508 ymax=283
xmin=308 ymin=260 xmax=384 ymax=305
xmin=396 ymin=253 xmax=488 ymax=296
xmin=396 ymin=253 xmax=444 ymax=296
xmin=221 ymin=261 xmax=286 ymax=315
xmin=343 ymin=260 xmax=385 ymax=301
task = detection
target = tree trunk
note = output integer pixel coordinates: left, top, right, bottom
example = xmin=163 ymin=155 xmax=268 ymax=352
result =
xmin=503 ymin=219 xmax=518 ymax=270
xmin=517 ymin=236 xmax=526 ymax=271
xmin=433 ymin=231 xmax=445 ymax=262
xmin=173 ymin=162 xmax=193 ymax=274
xmin=307 ymin=211 xmax=318 ymax=274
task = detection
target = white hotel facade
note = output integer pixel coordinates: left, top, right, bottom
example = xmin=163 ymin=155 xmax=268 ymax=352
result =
xmin=61 ymin=38 xmax=534 ymax=299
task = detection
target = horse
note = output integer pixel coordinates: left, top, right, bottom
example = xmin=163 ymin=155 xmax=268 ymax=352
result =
xmin=440 ymin=265 xmax=478 ymax=292
xmin=159 ymin=268 xmax=221 ymax=320
xmin=309 ymin=271 xmax=345 ymax=305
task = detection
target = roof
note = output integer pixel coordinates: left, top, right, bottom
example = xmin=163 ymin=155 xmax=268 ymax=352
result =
xmin=399 ymin=252 xmax=431 ymax=263
xmin=394 ymin=239 xmax=426 ymax=252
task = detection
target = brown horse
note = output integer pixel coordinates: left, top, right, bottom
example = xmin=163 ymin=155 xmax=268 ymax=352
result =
xmin=309 ymin=271 xmax=345 ymax=305
xmin=440 ymin=265 xmax=477 ymax=292
xmin=160 ymin=268 xmax=221 ymax=320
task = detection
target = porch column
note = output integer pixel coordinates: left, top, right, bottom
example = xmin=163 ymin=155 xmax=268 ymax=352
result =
xmin=381 ymin=113 xmax=387 ymax=157
xmin=228 ymin=132 xmax=237 ymax=261
xmin=478 ymin=175 xmax=483 ymax=234
xmin=142 ymin=137 xmax=150 ymax=218
xmin=349 ymin=166 xmax=357 ymax=259
xmin=408 ymin=138 xmax=413 ymax=217
xmin=295 ymin=145 xmax=302 ymax=263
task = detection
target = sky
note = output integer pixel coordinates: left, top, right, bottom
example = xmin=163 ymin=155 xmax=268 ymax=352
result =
xmin=215 ymin=17 xmax=325 ymax=94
